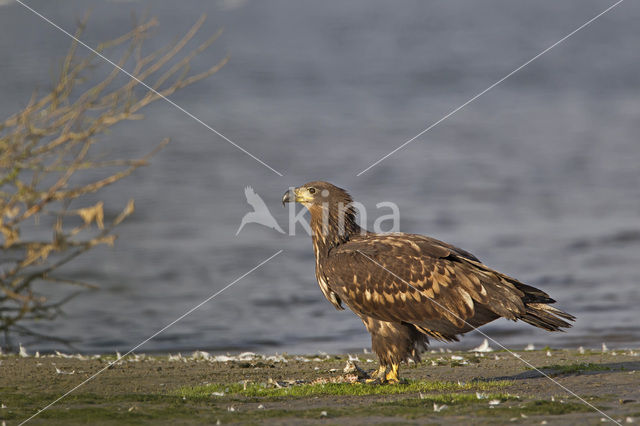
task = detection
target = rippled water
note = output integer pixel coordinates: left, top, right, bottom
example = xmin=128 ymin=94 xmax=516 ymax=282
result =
xmin=1 ymin=0 xmax=639 ymax=354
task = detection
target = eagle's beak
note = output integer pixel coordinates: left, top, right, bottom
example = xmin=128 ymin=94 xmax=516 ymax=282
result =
xmin=282 ymin=188 xmax=295 ymax=206
xmin=283 ymin=187 xmax=314 ymax=206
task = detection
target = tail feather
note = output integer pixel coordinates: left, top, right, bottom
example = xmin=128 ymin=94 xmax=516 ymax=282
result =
xmin=512 ymin=282 xmax=555 ymax=304
xmin=519 ymin=302 xmax=575 ymax=331
xmin=505 ymin=279 xmax=575 ymax=331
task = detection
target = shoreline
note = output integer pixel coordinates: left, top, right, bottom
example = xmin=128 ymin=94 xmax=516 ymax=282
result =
xmin=1 ymin=348 xmax=639 ymax=424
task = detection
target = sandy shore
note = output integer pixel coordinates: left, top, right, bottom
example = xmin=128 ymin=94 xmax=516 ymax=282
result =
xmin=1 ymin=348 xmax=639 ymax=425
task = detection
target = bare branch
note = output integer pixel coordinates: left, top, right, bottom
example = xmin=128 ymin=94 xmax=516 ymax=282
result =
xmin=0 ymin=15 xmax=225 ymax=348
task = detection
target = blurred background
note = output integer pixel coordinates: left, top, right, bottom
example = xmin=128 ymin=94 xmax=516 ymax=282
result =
xmin=1 ymin=0 xmax=638 ymax=354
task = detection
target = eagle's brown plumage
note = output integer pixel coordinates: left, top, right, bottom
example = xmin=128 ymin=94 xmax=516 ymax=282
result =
xmin=282 ymin=181 xmax=575 ymax=382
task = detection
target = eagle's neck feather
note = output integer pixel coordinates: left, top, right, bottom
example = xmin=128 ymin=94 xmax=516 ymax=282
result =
xmin=309 ymin=202 xmax=362 ymax=259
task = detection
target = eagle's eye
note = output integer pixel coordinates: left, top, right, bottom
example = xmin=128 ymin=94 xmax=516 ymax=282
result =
xmin=308 ymin=187 xmax=316 ymax=194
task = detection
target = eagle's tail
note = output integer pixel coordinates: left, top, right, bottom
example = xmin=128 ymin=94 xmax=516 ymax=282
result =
xmin=519 ymin=303 xmax=575 ymax=331
xmin=512 ymin=282 xmax=575 ymax=331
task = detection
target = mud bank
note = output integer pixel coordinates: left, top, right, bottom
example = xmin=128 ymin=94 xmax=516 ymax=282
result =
xmin=1 ymin=348 xmax=639 ymax=425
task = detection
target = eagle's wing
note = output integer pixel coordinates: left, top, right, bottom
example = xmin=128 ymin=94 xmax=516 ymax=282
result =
xmin=323 ymin=233 xmax=529 ymax=333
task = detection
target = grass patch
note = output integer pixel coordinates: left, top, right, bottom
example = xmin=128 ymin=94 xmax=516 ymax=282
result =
xmin=177 ymin=379 xmax=513 ymax=400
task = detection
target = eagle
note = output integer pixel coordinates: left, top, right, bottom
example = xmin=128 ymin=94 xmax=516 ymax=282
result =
xmin=282 ymin=181 xmax=575 ymax=383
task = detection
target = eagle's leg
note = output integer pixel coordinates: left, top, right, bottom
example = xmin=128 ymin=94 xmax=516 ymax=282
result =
xmin=360 ymin=316 xmax=426 ymax=384
xmin=385 ymin=363 xmax=400 ymax=384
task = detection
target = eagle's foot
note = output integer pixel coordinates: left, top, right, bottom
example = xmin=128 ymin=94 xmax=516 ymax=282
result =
xmin=384 ymin=363 xmax=400 ymax=384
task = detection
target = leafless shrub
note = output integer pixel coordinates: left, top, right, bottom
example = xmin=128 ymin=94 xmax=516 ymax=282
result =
xmin=0 ymin=15 xmax=227 ymax=349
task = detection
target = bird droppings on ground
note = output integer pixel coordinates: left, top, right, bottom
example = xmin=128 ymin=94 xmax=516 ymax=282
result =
xmin=1 ymin=348 xmax=639 ymax=424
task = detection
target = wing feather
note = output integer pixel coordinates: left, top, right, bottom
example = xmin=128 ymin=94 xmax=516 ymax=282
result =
xmin=323 ymin=233 xmax=527 ymax=334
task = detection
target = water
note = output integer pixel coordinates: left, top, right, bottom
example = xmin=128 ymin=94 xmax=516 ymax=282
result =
xmin=1 ymin=0 xmax=639 ymax=354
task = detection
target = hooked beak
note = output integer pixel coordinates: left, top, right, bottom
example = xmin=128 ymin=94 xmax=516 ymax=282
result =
xmin=282 ymin=187 xmax=315 ymax=206
xmin=282 ymin=188 xmax=295 ymax=206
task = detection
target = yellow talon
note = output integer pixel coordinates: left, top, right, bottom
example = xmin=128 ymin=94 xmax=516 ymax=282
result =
xmin=385 ymin=363 xmax=399 ymax=384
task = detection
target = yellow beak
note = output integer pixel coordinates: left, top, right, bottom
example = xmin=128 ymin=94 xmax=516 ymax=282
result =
xmin=281 ymin=187 xmax=313 ymax=206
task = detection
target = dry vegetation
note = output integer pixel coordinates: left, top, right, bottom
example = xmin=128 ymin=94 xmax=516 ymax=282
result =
xmin=0 ymin=15 xmax=227 ymax=349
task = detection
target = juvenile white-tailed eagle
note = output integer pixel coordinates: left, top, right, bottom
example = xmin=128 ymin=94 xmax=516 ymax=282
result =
xmin=282 ymin=181 xmax=574 ymax=383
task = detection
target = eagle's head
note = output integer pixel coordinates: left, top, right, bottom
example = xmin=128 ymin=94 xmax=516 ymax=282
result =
xmin=281 ymin=181 xmax=352 ymax=209
xmin=282 ymin=181 xmax=360 ymax=244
